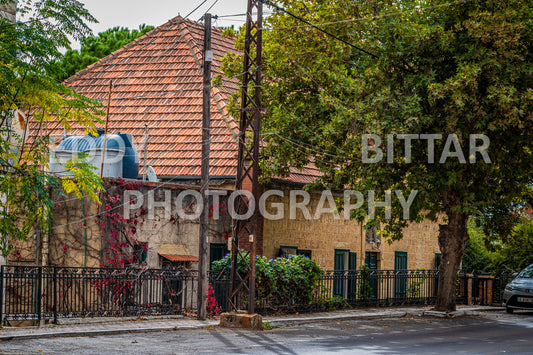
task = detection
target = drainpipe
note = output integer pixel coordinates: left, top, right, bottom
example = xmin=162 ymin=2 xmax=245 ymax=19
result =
xmin=82 ymin=196 xmax=87 ymax=268
xmin=360 ymin=223 xmax=365 ymax=268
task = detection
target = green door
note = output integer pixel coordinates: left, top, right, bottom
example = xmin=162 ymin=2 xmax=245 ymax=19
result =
xmin=210 ymin=244 xmax=227 ymax=270
xmin=334 ymin=250 xmax=347 ymax=296
xmin=395 ymin=251 xmax=408 ymax=298
xmin=364 ymin=252 xmax=378 ymax=299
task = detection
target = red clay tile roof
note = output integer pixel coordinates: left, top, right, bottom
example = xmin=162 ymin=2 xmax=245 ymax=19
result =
xmin=31 ymin=16 xmax=320 ymax=184
xmin=159 ymin=254 xmax=199 ymax=262
xmin=282 ymin=165 xmax=323 ymax=184
xmin=35 ymin=17 xmax=239 ymax=178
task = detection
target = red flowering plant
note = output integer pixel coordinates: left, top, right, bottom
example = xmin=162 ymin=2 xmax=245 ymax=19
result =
xmin=97 ymin=178 xmax=144 ymax=268
xmin=206 ymin=283 xmax=220 ymax=318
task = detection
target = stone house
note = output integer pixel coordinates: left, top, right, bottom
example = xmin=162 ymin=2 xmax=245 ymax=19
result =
xmin=23 ymin=17 xmax=442 ymax=274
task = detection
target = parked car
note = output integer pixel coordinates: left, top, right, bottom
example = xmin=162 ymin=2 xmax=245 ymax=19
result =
xmin=503 ymin=263 xmax=533 ymax=313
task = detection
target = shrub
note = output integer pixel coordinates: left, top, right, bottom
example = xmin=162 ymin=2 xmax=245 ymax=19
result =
xmin=357 ymin=265 xmax=373 ymax=301
xmin=212 ymin=252 xmax=323 ymax=310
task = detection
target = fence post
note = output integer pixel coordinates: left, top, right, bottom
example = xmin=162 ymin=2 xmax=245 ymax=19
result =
xmin=36 ymin=266 xmax=42 ymax=326
xmin=466 ymin=275 xmax=473 ymax=305
xmin=53 ymin=266 xmax=58 ymax=324
xmin=0 ymin=265 xmax=4 ymax=326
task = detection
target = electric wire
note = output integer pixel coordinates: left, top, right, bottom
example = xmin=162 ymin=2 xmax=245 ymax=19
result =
xmin=259 ymin=0 xmax=378 ymax=59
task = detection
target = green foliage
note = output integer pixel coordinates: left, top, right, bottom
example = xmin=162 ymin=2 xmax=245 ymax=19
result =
xmin=462 ymin=219 xmax=497 ymax=273
xmin=261 ymin=320 xmax=276 ymax=330
xmin=222 ymin=0 xmax=533 ymax=310
xmin=317 ymin=295 xmax=350 ymax=312
xmin=50 ymin=24 xmax=154 ymax=82
xmin=253 ymin=0 xmax=532 ymax=237
xmin=62 ymin=152 xmax=103 ymax=203
xmin=212 ymin=252 xmax=324 ymax=308
xmin=463 ymin=217 xmax=533 ymax=272
xmin=0 ymin=0 xmax=104 ymax=254
xmin=407 ymin=269 xmax=427 ymax=298
xmin=357 ymin=266 xmax=373 ymax=301
xmin=496 ymin=218 xmax=533 ymax=270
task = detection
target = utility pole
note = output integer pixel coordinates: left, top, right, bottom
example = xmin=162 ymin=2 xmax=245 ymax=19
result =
xmin=142 ymin=124 xmax=148 ymax=181
xmin=197 ymin=13 xmax=213 ymax=321
xmin=228 ymin=0 xmax=263 ymax=314
xmin=100 ymin=80 xmax=113 ymax=179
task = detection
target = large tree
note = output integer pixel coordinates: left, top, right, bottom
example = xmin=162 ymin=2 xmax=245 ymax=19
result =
xmin=50 ymin=24 xmax=155 ymax=82
xmin=223 ymin=0 xmax=532 ymax=311
xmin=1 ymin=0 xmax=104 ymax=256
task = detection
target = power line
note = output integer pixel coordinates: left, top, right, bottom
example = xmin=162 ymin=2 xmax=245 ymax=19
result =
xmin=266 ymin=0 xmax=476 ymax=31
xmin=183 ymin=0 xmax=210 ymax=19
xmin=200 ymin=0 xmax=220 ymax=20
xmin=259 ymin=0 xmax=378 ymax=59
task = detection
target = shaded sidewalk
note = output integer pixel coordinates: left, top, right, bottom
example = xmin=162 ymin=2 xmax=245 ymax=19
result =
xmin=0 ymin=305 xmax=503 ymax=341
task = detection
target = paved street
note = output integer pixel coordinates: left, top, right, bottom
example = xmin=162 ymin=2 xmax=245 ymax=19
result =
xmin=0 ymin=311 xmax=532 ymax=354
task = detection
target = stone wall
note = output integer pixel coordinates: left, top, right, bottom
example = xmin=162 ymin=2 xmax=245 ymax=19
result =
xmin=23 ymin=180 xmax=232 ymax=268
xmin=0 ymin=1 xmax=16 ymax=23
xmin=262 ymin=184 xmax=441 ymax=271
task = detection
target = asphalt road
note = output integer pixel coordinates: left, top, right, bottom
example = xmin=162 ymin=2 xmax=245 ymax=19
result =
xmin=0 ymin=311 xmax=532 ymax=354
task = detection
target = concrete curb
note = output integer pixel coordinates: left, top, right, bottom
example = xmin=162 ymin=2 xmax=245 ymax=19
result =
xmin=268 ymin=311 xmax=411 ymax=327
xmin=0 ymin=322 xmax=218 ymax=341
xmin=267 ymin=306 xmax=504 ymax=326
xmin=420 ymin=306 xmax=504 ymax=318
xmin=0 ymin=306 xmax=505 ymax=341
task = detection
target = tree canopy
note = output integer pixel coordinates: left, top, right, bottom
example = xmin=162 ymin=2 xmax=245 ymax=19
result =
xmin=0 ymin=0 xmax=104 ymax=255
xmin=50 ymin=24 xmax=155 ymax=82
xmin=224 ymin=0 xmax=533 ymax=311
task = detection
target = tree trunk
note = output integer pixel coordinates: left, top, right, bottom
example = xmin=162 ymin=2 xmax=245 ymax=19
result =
xmin=435 ymin=191 xmax=469 ymax=312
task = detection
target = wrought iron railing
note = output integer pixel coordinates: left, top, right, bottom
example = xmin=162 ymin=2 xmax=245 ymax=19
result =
xmin=254 ymin=269 xmax=441 ymax=314
xmin=0 ymin=266 xmax=512 ymax=325
xmin=0 ymin=265 xmax=198 ymax=325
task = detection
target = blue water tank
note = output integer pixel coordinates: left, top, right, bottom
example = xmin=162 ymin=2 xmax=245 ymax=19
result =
xmin=52 ymin=131 xmax=139 ymax=179
xmin=94 ymin=134 xmax=125 ymax=151
xmin=55 ymin=134 xmax=96 ymax=152
xmin=118 ymin=133 xmax=140 ymax=179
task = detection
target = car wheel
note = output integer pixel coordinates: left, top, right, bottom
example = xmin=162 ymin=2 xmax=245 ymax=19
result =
xmin=506 ymin=306 xmax=514 ymax=314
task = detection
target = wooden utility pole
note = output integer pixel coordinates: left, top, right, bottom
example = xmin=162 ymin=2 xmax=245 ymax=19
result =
xmin=142 ymin=124 xmax=148 ymax=181
xmin=197 ymin=13 xmax=213 ymax=321
xmin=100 ymin=80 xmax=113 ymax=179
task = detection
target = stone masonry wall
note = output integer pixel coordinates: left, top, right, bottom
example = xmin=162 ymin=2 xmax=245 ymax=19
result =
xmin=49 ymin=181 xmax=232 ymax=268
xmin=262 ymin=184 xmax=441 ymax=271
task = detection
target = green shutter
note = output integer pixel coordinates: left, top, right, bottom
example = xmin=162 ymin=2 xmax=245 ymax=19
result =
xmin=394 ymin=251 xmax=408 ymax=298
xmin=334 ymin=250 xmax=347 ymax=296
xmin=348 ymin=252 xmax=357 ymax=300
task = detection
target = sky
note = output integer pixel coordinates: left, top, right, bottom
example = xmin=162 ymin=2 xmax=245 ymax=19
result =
xmin=79 ymin=0 xmax=249 ymax=39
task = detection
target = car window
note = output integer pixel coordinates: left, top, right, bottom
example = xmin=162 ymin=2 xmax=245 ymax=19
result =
xmin=518 ymin=264 xmax=533 ymax=278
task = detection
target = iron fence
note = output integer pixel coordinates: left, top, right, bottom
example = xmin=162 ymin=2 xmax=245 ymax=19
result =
xmin=254 ymin=269 xmax=441 ymax=314
xmin=0 ymin=266 xmax=512 ymax=325
xmin=0 ymin=265 xmax=197 ymax=325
